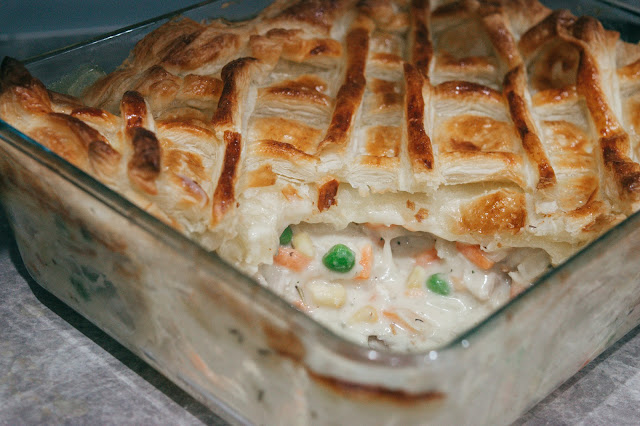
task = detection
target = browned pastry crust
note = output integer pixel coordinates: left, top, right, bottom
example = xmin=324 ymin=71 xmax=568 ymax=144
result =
xmin=317 ymin=15 xmax=372 ymax=155
xmin=405 ymin=63 xmax=434 ymax=172
xmin=2 ymin=0 xmax=640 ymax=267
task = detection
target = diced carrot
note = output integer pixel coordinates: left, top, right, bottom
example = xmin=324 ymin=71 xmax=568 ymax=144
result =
xmin=273 ymin=247 xmax=312 ymax=272
xmin=364 ymin=223 xmax=386 ymax=231
xmin=383 ymin=310 xmax=419 ymax=334
xmin=404 ymin=288 xmax=426 ymax=298
xmin=355 ymin=244 xmax=373 ymax=280
xmin=188 ymin=350 xmax=217 ymax=380
xmin=293 ymin=300 xmax=310 ymax=312
xmin=510 ymin=282 xmax=528 ymax=299
xmin=414 ymin=247 xmax=440 ymax=267
xmin=456 ymin=242 xmax=495 ymax=270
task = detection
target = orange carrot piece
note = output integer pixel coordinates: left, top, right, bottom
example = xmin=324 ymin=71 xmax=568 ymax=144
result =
xmin=382 ymin=310 xmax=419 ymax=334
xmin=292 ymin=300 xmax=310 ymax=312
xmin=189 ymin=351 xmax=213 ymax=378
xmin=364 ymin=223 xmax=386 ymax=231
xmin=414 ymin=247 xmax=439 ymax=267
xmin=510 ymin=282 xmax=527 ymax=299
xmin=273 ymin=247 xmax=312 ymax=272
xmin=404 ymin=288 xmax=426 ymax=298
xmin=355 ymin=244 xmax=373 ymax=280
xmin=456 ymin=242 xmax=495 ymax=270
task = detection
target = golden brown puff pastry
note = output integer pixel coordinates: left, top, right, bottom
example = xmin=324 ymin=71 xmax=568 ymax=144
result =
xmin=2 ymin=0 xmax=640 ymax=271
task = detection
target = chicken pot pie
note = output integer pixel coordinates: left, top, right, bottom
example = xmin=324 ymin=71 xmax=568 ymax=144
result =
xmin=2 ymin=0 xmax=640 ymax=351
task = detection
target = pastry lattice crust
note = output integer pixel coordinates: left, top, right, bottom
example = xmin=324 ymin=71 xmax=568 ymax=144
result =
xmin=2 ymin=0 xmax=640 ymax=267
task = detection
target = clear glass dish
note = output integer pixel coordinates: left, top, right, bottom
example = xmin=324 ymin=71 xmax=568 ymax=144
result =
xmin=1 ymin=0 xmax=640 ymax=424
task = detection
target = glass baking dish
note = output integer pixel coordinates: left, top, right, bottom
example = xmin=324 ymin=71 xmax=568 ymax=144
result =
xmin=1 ymin=0 xmax=640 ymax=424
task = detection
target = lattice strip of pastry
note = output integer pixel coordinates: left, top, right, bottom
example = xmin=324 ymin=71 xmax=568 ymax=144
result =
xmin=349 ymin=2 xmax=411 ymax=192
xmin=431 ymin=2 xmax=640 ymax=240
xmin=618 ymin=54 xmax=640 ymax=185
xmin=517 ymin=11 xmax=609 ymax=235
xmin=428 ymin=0 xmax=535 ymax=198
xmin=5 ymin=0 xmax=640 ymax=263
xmin=220 ymin=0 xmax=639 ymax=239
xmin=243 ymin=36 xmax=344 ymax=187
xmin=520 ymin=10 xmax=640 ymax=225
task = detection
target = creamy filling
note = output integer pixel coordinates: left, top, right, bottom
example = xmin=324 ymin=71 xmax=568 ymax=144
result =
xmin=257 ymin=223 xmax=551 ymax=352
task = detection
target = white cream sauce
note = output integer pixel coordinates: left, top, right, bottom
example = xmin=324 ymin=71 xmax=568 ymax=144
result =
xmin=257 ymin=223 xmax=550 ymax=352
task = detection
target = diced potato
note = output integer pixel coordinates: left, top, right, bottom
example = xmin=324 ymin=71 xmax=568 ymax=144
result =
xmin=307 ymin=281 xmax=346 ymax=308
xmin=349 ymin=305 xmax=378 ymax=323
xmin=292 ymin=231 xmax=315 ymax=257
xmin=463 ymin=270 xmax=496 ymax=301
xmin=406 ymin=266 xmax=427 ymax=289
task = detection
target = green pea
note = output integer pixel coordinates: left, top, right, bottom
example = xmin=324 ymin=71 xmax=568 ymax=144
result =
xmin=427 ymin=273 xmax=450 ymax=296
xmin=322 ymin=244 xmax=356 ymax=273
xmin=279 ymin=226 xmax=293 ymax=245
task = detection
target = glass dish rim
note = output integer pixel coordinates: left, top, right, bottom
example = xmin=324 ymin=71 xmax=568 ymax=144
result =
xmin=21 ymin=0 xmax=221 ymax=66
xmin=2 ymin=0 xmax=640 ymax=368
